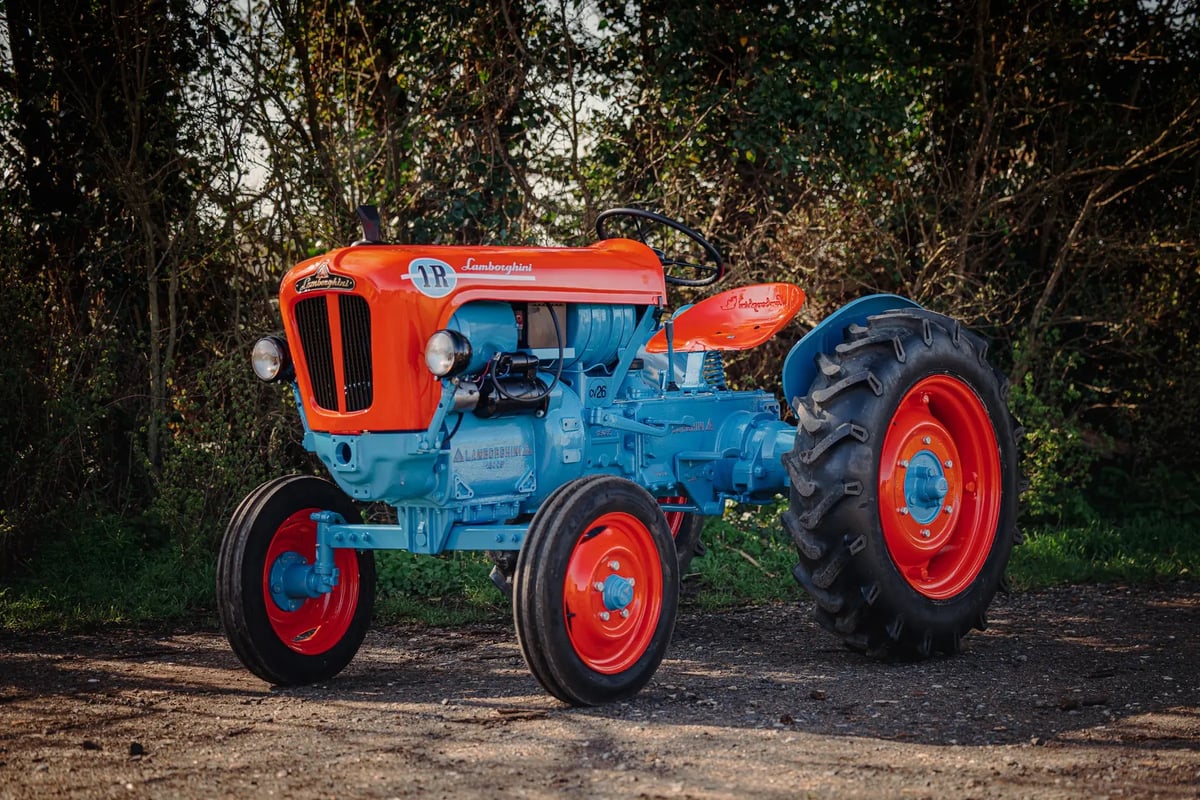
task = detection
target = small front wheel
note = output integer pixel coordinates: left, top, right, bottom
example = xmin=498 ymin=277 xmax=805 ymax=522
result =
xmin=514 ymin=475 xmax=679 ymax=706
xmin=217 ymin=475 xmax=376 ymax=685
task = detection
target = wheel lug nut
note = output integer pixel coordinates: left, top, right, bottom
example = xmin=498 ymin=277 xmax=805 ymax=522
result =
xmin=899 ymin=507 xmax=909 ymax=516
xmin=628 ymin=578 xmax=636 ymax=587
xmin=920 ymin=528 xmax=931 ymax=538
xmin=594 ymin=582 xmax=605 ymax=592
xmin=922 ymin=436 xmax=932 ymax=445
xmin=944 ymin=459 xmax=953 ymax=468
xmin=599 ymin=611 xmax=611 ymax=621
xmin=898 ymin=459 xmax=909 ymax=468
xmin=944 ymin=505 xmax=954 ymax=514
xmin=609 ymin=560 xmax=621 ymax=571
xmin=620 ymin=609 xmax=630 ymax=618
xmin=272 ymin=584 xmax=283 ymax=595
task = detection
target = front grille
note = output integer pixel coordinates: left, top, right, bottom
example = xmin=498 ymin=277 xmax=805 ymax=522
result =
xmin=293 ymin=294 xmax=373 ymax=413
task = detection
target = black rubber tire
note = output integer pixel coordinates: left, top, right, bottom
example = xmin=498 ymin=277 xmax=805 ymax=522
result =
xmin=513 ymin=475 xmax=679 ymax=706
xmin=660 ymin=500 xmax=706 ymax=578
xmin=672 ymin=513 xmax=705 ymax=577
xmin=783 ymin=309 xmax=1021 ymax=658
xmin=217 ymin=475 xmax=376 ymax=685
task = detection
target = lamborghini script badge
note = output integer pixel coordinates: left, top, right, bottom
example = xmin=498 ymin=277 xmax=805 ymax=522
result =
xmin=296 ymin=260 xmax=355 ymax=293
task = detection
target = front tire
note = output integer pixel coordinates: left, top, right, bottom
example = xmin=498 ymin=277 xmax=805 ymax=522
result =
xmin=217 ymin=475 xmax=376 ymax=685
xmin=514 ymin=475 xmax=679 ymax=706
xmin=784 ymin=309 xmax=1020 ymax=658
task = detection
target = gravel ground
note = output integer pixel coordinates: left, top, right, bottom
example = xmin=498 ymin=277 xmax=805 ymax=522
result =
xmin=1 ymin=582 xmax=1197 ymax=799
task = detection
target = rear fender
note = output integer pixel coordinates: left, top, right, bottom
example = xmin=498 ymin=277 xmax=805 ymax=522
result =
xmin=781 ymin=294 xmax=922 ymax=410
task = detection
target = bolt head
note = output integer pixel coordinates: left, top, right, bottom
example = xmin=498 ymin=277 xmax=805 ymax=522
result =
xmin=899 ymin=507 xmax=910 ymax=516
xmin=608 ymin=560 xmax=621 ymax=571
xmin=944 ymin=459 xmax=953 ymax=468
xmin=599 ymin=611 xmax=611 ymax=621
xmin=628 ymin=578 xmax=636 ymax=587
xmin=920 ymin=528 xmax=931 ymax=538
xmin=944 ymin=505 xmax=954 ymax=514
xmin=271 ymin=584 xmax=283 ymax=595
xmin=620 ymin=609 xmax=630 ymax=618
xmin=922 ymin=436 xmax=932 ymax=445
xmin=594 ymin=582 xmax=605 ymax=592
xmin=898 ymin=459 xmax=909 ymax=468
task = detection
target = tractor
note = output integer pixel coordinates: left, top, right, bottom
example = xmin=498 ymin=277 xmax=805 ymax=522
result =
xmin=217 ymin=207 xmax=1020 ymax=706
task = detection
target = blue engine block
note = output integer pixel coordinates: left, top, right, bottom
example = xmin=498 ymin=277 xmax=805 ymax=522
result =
xmin=295 ymin=293 xmax=918 ymax=566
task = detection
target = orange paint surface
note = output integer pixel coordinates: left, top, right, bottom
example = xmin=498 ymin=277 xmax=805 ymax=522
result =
xmin=279 ymin=239 xmax=667 ymax=433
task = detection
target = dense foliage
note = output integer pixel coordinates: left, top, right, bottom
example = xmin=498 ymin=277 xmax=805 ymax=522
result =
xmin=2 ymin=0 xmax=1198 ymax=581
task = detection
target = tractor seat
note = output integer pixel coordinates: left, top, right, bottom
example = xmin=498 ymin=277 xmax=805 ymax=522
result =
xmin=645 ymin=282 xmax=806 ymax=353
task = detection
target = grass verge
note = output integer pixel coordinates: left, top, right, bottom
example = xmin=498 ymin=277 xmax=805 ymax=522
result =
xmin=1011 ymin=513 xmax=1199 ymax=588
xmin=0 ymin=513 xmax=216 ymax=633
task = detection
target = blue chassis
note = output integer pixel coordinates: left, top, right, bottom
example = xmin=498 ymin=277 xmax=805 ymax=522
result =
xmin=283 ymin=293 xmax=920 ymax=600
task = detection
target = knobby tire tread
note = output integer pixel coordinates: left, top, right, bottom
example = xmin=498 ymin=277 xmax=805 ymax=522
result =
xmin=786 ymin=309 xmax=1022 ymax=659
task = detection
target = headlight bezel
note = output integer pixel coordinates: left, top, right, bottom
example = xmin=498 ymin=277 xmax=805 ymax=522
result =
xmin=251 ymin=335 xmax=293 ymax=382
xmin=424 ymin=329 xmax=472 ymax=377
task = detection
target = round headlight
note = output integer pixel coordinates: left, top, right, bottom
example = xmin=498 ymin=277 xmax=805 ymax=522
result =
xmin=425 ymin=329 xmax=472 ymax=377
xmin=251 ymin=336 xmax=292 ymax=382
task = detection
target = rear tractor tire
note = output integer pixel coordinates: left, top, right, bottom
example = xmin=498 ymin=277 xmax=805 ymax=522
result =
xmin=783 ymin=309 xmax=1021 ymax=658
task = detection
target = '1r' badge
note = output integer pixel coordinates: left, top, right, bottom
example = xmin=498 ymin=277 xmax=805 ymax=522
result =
xmin=406 ymin=257 xmax=458 ymax=298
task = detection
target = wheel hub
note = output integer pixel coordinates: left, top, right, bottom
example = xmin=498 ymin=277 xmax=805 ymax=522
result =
xmin=905 ymin=449 xmax=950 ymax=524
xmin=601 ymin=573 xmax=635 ymax=612
xmin=268 ymin=551 xmax=310 ymax=612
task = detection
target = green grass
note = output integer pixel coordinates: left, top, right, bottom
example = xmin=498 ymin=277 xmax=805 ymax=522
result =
xmin=2 ymin=501 xmax=1197 ymax=633
xmin=686 ymin=502 xmax=802 ymax=608
xmin=1011 ymin=513 xmax=1199 ymax=588
xmin=374 ymin=550 xmax=506 ymax=625
xmin=0 ymin=513 xmax=217 ymax=632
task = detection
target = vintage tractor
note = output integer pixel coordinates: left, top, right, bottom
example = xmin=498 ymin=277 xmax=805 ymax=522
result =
xmin=217 ymin=207 xmax=1020 ymax=706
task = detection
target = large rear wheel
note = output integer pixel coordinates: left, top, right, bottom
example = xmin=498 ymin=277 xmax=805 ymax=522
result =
xmin=217 ymin=475 xmax=376 ymax=685
xmin=514 ymin=475 xmax=679 ymax=706
xmin=783 ymin=309 xmax=1020 ymax=658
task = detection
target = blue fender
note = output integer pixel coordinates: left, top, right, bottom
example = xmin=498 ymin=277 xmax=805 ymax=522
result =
xmin=780 ymin=293 xmax=923 ymax=410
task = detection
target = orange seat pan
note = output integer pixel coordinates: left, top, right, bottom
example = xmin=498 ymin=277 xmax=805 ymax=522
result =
xmin=645 ymin=282 xmax=806 ymax=353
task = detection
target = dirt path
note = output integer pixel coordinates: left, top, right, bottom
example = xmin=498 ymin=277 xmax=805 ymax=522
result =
xmin=2 ymin=583 xmax=1198 ymax=799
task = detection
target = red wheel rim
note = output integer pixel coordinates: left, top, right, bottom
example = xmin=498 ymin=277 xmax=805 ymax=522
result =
xmin=878 ymin=375 xmax=1001 ymax=599
xmin=562 ymin=512 xmax=663 ymax=674
xmin=659 ymin=496 xmax=687 ymax=537
xmin=262 ymin=509 xmax=362 ymax=655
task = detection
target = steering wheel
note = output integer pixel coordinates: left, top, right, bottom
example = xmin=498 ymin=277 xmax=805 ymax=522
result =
xmin=595 ymin=208 xmax=726 ymax=287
